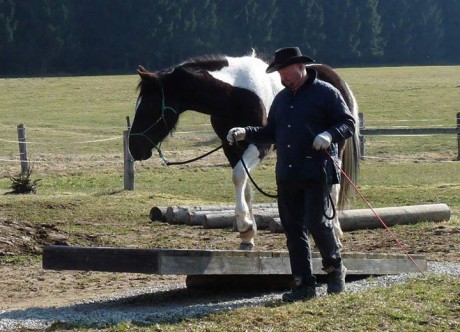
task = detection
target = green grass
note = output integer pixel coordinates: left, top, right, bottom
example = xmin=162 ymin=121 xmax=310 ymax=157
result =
xmin=1 ymin=66 xmax=459 ymax=331
xmin=149 ymin=274 xmax=459 ymax=332
xmin=339 ymin=66 xmax=460 ymax=125
xmin=52 ymin=274 xmax=459 ymax=331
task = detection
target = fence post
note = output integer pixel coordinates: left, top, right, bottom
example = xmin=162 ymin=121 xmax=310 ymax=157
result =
xmin=457 ymin=112 xmax=460 ymax=161
xmin=123 ymin=129 xmax=134 ymax=190
xmin=17 ymin=124 xmax=29 ymax=175
xmin=359 ymin=112 xmax=365 ymax=159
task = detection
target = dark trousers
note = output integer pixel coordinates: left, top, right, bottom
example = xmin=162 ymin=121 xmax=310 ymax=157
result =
xmin=277 ymin=182 xmax=342 ymax=286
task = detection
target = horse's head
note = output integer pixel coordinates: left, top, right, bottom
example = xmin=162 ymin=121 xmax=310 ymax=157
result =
xmin=129 ymin=66 xmax=181 ymax=161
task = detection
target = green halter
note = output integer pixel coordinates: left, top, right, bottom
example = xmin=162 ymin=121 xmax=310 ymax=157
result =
xmin=129 ymin=85 xmax=177 ymax=163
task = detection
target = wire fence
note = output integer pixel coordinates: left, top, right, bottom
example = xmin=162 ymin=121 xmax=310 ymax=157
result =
xmin=0 ymin=113 xmax=459 ymax=178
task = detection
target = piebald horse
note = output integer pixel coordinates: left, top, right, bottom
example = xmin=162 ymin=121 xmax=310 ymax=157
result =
xmin=129 ymin=52 xmax=359 ymax=250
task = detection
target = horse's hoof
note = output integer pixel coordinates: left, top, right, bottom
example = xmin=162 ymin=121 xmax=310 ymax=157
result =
xmin=238 ymin=242 xmax=254 ymax=251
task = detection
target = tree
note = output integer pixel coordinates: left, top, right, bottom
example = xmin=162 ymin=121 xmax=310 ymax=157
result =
xmin=439 ymin=0 xmax=460 ymax=64
xmin=410 ymin=0 xmax=444 ymax=64
xmin=1 ymin=0 xmax=459 ymax=76
xmin=358 ymin=0 xmax=384 ymax=64
xmin=270 ymin=0 xmax=325 ymax=61
xmin=321 ymin=0 xmax=360 ymax=65
xmin=0 ymin=0 xmax=17 ymax=74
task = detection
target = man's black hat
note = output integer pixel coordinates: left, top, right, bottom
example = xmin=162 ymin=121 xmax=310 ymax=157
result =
xmin=266 ymin=47 xmax=315 ymax=73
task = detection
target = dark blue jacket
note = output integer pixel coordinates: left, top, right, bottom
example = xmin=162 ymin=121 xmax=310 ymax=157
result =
xmin=245 ymin=69 xmax=355 ymax=185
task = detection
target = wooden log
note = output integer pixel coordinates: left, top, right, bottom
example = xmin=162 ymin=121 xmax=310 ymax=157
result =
xmin=269 ymin=218 xmax=284 ymax=233
xmin=254 ymin=214 xmax=274 ymax=230
xmin=201 ymin=213 xmax=275 ymax=230
xmin=165 ymin=203 xmax=278 ymax=224
xmin=189 ymin=208 xmax=279 ymax=227
xmin=165 ymin=206 xmax=191 ymax=224
xmin=187 ymin=210 xmax=224 ymax=226
xmin=167 ymin=207 xmax=230 ymax=225
xmin=339 ymin=203 xmax=451 ymax=231
xmin=201 ymin=213 xmax=235 ymax=229
xmin=149 ymin=206 xmax=167 ymax=222
xmin=269 ymin=204 xmax=451 ymax=233
xmin=167 ymin=203 xmax=276 ymax=214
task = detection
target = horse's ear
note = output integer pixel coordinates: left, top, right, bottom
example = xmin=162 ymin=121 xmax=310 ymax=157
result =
xmin=137 ymin=65 xmax=154 ymax=80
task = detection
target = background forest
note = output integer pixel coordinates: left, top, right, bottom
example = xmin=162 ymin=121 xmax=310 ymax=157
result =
xmin=1 ymin=0 xmax=459 ymax=76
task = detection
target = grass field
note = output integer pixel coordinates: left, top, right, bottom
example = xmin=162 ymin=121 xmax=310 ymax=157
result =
xmin=0 ymin=65 xmax=459 ymax=331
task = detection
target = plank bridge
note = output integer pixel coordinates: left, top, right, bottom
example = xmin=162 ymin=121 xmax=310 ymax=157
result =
xmin=43 ymin=246 xmax=427 ymax=289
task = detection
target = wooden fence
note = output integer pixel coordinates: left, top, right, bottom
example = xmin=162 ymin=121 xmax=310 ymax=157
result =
xmin=358 ymin=112 xmax=460 ymax=160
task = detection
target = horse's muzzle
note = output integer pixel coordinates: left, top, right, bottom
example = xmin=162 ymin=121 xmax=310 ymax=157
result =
xmin=130 ymin=149 xmax=153 ymax=161
xmin=129 ymin=139 xmax=153 ymax=161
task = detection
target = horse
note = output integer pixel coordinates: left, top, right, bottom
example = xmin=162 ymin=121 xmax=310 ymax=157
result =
xmin=129 ymin=51 xmax=359 ymax=250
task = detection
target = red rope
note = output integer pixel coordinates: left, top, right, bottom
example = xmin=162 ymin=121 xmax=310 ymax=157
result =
xmin=327 ymin=151 xmax=426 ymax=276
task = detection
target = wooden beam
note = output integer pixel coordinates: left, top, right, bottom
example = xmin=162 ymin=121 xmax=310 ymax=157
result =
xmin=43 ymin=246 xmax=426 ymax=276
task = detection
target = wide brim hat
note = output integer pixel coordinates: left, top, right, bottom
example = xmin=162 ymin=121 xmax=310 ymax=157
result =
xmin=266 ymin=47 xmax=315 ymax=73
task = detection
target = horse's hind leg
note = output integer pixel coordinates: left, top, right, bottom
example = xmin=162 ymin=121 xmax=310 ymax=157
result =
xmin=232 ymin=144 xmax=260 ymax=250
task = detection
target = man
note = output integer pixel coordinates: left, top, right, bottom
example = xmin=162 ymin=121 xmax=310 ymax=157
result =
xmin=227 ymin=47 xmax=355 ymax=302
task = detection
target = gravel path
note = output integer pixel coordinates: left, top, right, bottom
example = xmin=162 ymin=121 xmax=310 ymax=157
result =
xmin=1 ymin=261 xmax=459 ymax=331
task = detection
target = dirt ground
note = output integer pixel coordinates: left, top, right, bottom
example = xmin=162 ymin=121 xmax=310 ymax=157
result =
xmin=1 ymin=216 xmax=459 ymax=311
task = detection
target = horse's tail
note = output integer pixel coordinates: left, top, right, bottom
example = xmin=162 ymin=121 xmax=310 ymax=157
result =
xmin=338 ymin=85 xmax=360 ymax=210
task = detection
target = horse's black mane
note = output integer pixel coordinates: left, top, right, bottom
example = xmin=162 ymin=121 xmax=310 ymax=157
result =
xmin=138 ymin=54 xmax=230 ymax=93
xmin=179 ymin=54 xmax=229 ymax=72
xmin=153 ymin=54 xmax=229 ymax=77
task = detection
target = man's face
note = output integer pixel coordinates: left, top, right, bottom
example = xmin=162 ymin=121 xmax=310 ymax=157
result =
xmin=278 ymin=63 xmax=305 ymax=90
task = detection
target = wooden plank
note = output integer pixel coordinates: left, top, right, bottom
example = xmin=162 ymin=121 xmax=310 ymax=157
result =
xmin=43 ymin=246 xmax=426 ymax=276
xmin=43 ymin=247 xmax=160 ymax=273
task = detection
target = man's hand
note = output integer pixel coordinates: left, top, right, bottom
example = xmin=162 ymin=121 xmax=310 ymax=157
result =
xmin=227 ymin=127 xmax=246 ymax=145
xmin=313 ymin=131 xmax=332 ymax=150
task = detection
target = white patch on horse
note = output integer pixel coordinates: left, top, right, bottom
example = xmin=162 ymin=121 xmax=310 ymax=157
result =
xmin=207 ymin=55 xmax=283 ymax=116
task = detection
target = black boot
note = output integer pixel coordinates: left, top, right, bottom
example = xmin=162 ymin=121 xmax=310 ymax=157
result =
xmin=323 ymin=265 xmax=347 ymax=294
xmin=282 ymin=276 xmax=316 ymax=302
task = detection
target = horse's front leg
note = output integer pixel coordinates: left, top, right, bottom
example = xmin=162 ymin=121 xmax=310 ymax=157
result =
xmin=232 ymin=144 xmax=260 ymax=250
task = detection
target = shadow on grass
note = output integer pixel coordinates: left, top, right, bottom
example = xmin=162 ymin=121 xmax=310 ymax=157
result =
xmin=0 ymin=284 xmax=289 ymax=330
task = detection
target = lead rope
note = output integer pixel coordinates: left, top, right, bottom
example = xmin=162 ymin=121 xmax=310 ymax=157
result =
xmin=324 ymin=149 xmax=426 ymax=275
xmin=302 ymin=125 xmax=424 ymax=274
xmin=234 ymin=135 xmax=336 ymax=220
xmin=238 ymin=152 xmax=278 ymax=199
xmin=161 ymin=144 xmax=223 ymax=166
